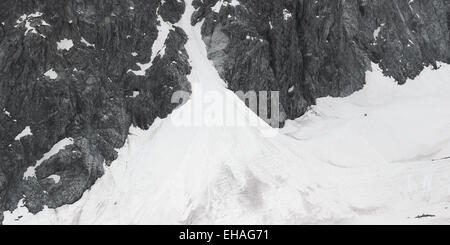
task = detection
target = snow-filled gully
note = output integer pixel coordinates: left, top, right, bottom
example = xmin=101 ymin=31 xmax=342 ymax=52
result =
xmin=4 ymin=1 xmax=450 ymax=225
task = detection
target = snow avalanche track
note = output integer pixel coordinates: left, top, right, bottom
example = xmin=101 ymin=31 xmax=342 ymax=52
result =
xmin=4 ymin=1 xmax=450 ymax=224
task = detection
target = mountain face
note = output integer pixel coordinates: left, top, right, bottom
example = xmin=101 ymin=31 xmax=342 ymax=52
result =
xmin=194 ymin=0 xmax=450 ymax=120
xmin=0 ymin=0 xmax=449 ymax=223
xmin=0 ymin=0 xmax=190 ymax=221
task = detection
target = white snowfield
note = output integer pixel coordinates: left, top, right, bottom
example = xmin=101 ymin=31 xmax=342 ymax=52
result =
xmin=4 ymin=1 xmax=450 ymax=225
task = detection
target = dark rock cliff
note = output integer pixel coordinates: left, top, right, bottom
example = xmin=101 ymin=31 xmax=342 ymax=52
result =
xmin=0 ymin=0 xmax=449 ymax=223
xmin=0 ymin=0 xmax=190 ymax=222
xmin=194 ymin=0 xmax=450 ymax=123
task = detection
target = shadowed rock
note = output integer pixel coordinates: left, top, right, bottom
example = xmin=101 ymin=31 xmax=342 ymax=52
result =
xmin=0 ymin=0 xmax=190 ymax=222
xmin=193 ymin=0 xmax=450 ymax=123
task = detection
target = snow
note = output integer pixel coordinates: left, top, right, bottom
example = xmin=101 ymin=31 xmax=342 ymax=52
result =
xmin=283 ymin=9 xmax=292 ymax=21
xmin=3 ymin=109 xmax=11 ymax=117
xmin=4 ymin=1 xmax=450 ymax=225
xmin=44 ymin=69 xmax=58 ymax=79
xmin=3 ymin=199 xmax=29 ymax=222
xmin=373 ymin=23 xmax=385 ymax=40
xmin=47 ymin=175 xmax=61 ymax=184
xmin=57 ymin=38 xmax=74 ymax=51
xmin=127 ymin=91 xmax=140 ymax=98
xmin=229 ymin=0 xmax=241 ymax=7
xmin=15 ymin=126 xmax=32 ymax=141
xmin=41 ymin=20 xmax=51 ymax=27
xmin=283 ymin=63 xmax=450 ymax=167
xmin=23 ymin=138 xmax=74 ymax=180
xmin=288 ymin=85 xmax=295 ymax=93
xmin=128 ymin=13 xmax=174 ymax=76
xmin=211 ymin=0 xmax=224 ymax=13
xmin=3 ymin=1 xmax=343 ymax=225
xmin=282 ymin=63 xmax=450 ymax=224
xmin=14 ymin=12 xmax=49 ymax=38
xmin=81 ymin=37 xmax=95 ymax=47
xmin=212 ymin=0 xmax=241 ymax=13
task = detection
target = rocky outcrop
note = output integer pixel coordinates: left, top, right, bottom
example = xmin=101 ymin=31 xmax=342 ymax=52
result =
xmin=193 ymin=0 xmax=450 ymax=123
xmin=0 ymin=0 xmax=190 ymax=222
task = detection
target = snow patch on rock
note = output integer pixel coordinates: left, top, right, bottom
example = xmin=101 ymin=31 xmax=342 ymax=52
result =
xmin=81 ymin=37 xmax=95 ymax=48
xmin=47 ymin=175 xmax=61 ymax=184
xmin=373 ymin=23 xmax=385 ymax=40
xmin=57 ymin=38 xmax=74 ymax=51
xmin=14 ymin=12 xmax=50 ymax=38
xmin=15 ymin=126 xmax=32 ymax=140
xmin=283 ymin=9 xmax=292 ymax=20
xmin=44 ymin=69 xmax=58 ymax=79
xmin=128 ymin=13 xmax=174 ymax=76
xmin=23 ymin=138 xmax=74 ymax=180
xmin=3 ymin=108 xmax=11 ymax=117
xmin=212 ymin=0 xmax=240 ymax=13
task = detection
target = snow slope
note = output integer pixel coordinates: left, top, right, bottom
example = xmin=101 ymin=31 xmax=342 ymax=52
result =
xmin=283 ymin=63 xmax=450 ymax=224
xmin=4 ymin=1 xmax=450 ymax=225
xmin=3 ymin=1 xmax=347 ymax=225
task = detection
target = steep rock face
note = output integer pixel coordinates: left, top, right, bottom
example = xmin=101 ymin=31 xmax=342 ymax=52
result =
xmin=193 ymin=0 xmax=450 ymax=123
xmin=0 ymin=0 xmax=190 ymax=222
